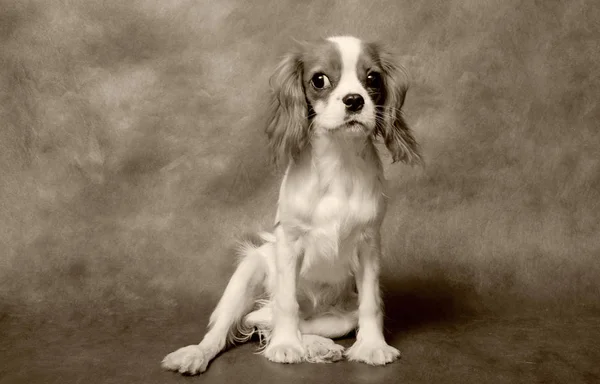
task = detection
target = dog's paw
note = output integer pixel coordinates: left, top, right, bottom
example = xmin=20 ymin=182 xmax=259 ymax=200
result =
xmin=161 ymin=345 xmax=211 ymax=375
xmin=303 ymin=334 xmax=344 ymax=363
xmin=345 ymin=340 xmax=400 ymax=366
xmin=264 ymin=340 xmax=305 ymax=363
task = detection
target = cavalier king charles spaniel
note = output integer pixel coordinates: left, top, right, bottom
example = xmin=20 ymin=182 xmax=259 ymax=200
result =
xmin=162 ymin=35 xmax=421 ymax=375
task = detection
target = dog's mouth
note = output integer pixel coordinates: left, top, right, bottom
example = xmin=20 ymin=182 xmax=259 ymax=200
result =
xmin=342 ymin=119 xmax=372 ymax=134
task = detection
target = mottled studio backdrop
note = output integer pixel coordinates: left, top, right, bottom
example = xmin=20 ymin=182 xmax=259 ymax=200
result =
xmin=1 ymin=0 xmax=599 ymax=323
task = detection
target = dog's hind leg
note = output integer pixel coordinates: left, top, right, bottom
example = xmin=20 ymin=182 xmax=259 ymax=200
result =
xmin=244 ymin=307 xmax=356 ymax=363
xmin=162 ymin=243 xmax=270 ymax=375
xmin=300 ymin=311 xmax=357 ymax=339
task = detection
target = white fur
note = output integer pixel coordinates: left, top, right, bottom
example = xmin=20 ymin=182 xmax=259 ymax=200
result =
xmin=162 ymin=36 xmax=401 ymax=375
xmin=313 ymin=36 xmax=376 ymax=132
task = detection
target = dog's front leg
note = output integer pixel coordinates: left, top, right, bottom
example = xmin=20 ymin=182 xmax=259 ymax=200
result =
xmin=345 ymin=229 xmax=400 ymax=365
xmin=263 ymin=224 xmax=305 ymax=363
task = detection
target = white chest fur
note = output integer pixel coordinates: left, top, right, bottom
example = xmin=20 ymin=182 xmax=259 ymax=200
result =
xmin=277 ymin=137 xmax=386 ymax=284
xmin=301 ymin=182 xmax=381 ymax=283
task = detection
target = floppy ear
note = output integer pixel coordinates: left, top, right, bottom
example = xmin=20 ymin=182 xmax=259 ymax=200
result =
xmin=375 ymin=46 xmax=422 ymax=165
xmin=265 ymin=52 xmax=309 ymax=167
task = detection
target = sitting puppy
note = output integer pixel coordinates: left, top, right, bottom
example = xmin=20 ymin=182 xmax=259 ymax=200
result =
xmin=162 ymin=35 xmax=421 ymax=375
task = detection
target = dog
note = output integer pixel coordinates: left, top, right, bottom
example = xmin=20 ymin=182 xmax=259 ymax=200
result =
xmin=162 ymin=35 xmax=421 ymax=375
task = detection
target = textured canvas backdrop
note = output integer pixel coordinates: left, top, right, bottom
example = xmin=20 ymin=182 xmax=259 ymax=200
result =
xmin=1 ymin=0 xmax=599 ymax=323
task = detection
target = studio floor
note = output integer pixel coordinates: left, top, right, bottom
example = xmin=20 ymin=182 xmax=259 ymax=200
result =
xmin=3 ymin=308 xmax=599 ymax=384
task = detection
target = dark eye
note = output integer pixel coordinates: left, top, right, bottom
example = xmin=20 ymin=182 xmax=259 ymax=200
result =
xmin=310 ymin=73 xmax=331 ymax=90
xmin=366 ymin=72 xmax=381 ymax=88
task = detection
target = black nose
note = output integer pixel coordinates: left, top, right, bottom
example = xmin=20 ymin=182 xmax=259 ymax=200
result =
xmin=342 ymin=94 xmax=364 ymax=112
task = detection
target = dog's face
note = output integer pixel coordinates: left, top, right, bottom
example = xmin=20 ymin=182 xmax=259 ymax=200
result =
xmin=266 ymin=35 xmax=422 ymax=166
xmin=302 ymin=36 xmax=380 ymax=135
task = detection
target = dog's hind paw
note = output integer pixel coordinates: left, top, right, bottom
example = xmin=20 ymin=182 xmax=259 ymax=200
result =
xmin=303 ymin=334 xmax=344 ymax=363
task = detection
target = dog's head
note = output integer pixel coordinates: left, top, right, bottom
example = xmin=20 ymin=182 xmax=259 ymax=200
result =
xmin=266 ymin=36 xmax=422 ymax=166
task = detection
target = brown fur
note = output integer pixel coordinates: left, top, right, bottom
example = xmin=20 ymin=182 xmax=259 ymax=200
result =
xmin=265 ymin=52 xmax=309 ymax=166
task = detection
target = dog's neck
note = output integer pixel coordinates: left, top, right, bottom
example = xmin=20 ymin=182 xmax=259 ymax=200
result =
xmin=308 ymin=130 xmax=382 ymax=191
xmin=311 ymin=130 xmax=372 ymax=161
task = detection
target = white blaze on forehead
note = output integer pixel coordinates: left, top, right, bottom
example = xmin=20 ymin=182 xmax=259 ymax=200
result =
xmin=327 ymin=36 xmax=362 ymax=78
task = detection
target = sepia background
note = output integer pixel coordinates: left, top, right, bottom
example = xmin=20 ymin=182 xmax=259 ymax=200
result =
xmin=1 ymin=0 xmax=599 ymax=383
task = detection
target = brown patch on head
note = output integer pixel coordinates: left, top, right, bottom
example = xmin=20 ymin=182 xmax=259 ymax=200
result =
xmin=300 ymin=39 xmax=342 ymax=112
xmin=265 ymin=39 xmax=343 ymax=166
xmin=359 ymin=43 xmax=385 ymax=105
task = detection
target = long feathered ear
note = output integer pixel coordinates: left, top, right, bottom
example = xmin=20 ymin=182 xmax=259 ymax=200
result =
xmin=375 ymin=46 xmax=423 ymax=165
xmin=265 ymin=52 xmax=309 ymax=167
